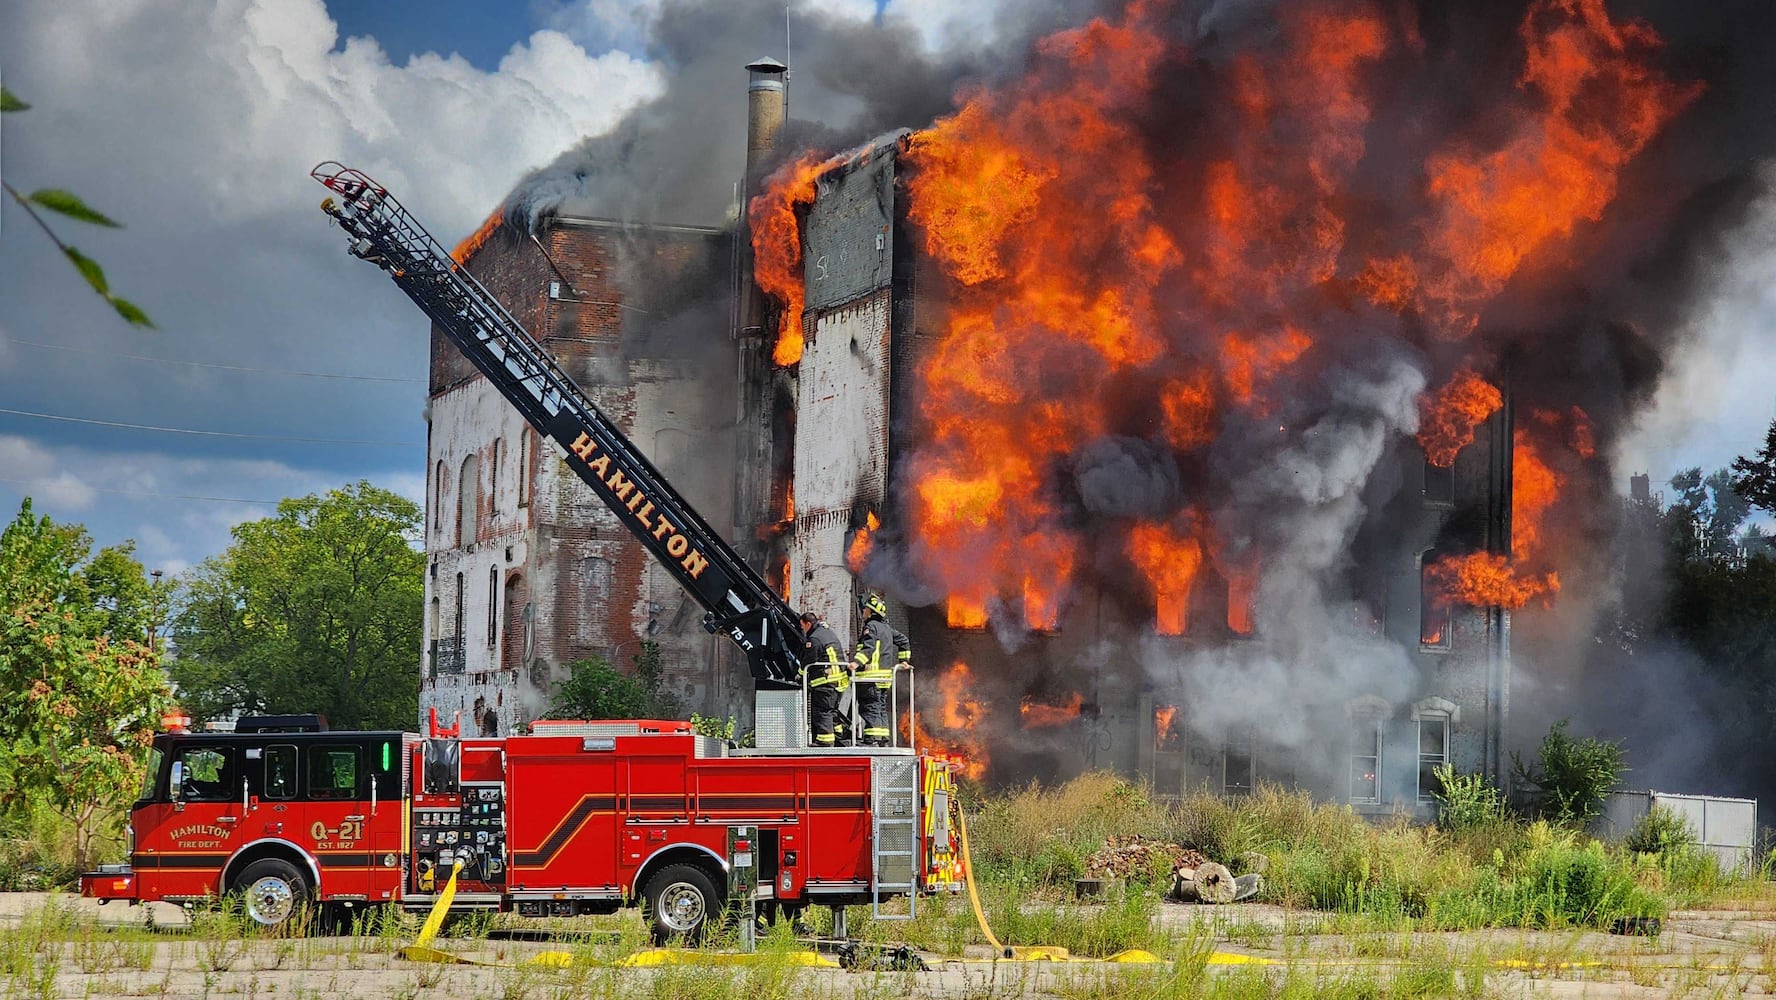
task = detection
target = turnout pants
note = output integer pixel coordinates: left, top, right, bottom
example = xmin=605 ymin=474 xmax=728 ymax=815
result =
xmin=858 ymin=681 xmax=892 ymax=746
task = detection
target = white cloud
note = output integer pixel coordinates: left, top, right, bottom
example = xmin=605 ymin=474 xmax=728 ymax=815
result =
xmin=0 ymin=435 xmax=98 ymax=509
xmin=0 ymin=0 xmax=663 ymax=566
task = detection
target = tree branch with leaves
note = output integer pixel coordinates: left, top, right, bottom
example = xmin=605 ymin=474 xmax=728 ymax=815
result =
xmin=1 ymin=87 xmax=153 ymax=328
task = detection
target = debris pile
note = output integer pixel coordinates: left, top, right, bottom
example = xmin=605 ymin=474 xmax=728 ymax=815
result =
xmin=1083 ymin=835 xmax=1208 ymax=879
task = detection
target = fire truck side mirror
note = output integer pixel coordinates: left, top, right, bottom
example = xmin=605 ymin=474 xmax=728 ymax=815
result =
xmin=168 ymin=761 xmax=184 ymax=800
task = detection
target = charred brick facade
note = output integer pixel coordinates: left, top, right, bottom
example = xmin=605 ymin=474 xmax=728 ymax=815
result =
xmin=420 ymin=218 xmax=738 ymax=738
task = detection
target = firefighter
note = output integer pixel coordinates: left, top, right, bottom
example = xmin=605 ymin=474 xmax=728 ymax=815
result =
xmin=852 ymin=592 xmax=911 ymax=746
xmin=800 ymin=611 xmax=848 ymax=748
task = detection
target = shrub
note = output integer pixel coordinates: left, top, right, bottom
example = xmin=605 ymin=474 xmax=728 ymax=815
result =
xmin=1512 ymin=720 xmax=1625 ymax=826
xmin=1431 ymin=764 xmax=1506 ymax=832
xmin=1625 ymin=805 xmax=1695 ymax=855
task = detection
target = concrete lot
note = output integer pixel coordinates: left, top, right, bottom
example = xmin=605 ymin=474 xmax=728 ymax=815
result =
xmin=6 ymin=891 xmax=1776 ymax=998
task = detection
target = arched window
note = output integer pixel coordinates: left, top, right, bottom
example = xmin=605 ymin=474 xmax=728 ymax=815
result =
xmin=458 ymin=454 xmax=480 ymax=547
xmin=1413 ymin=698 xmax=1460 ymax=803
xmin=503 ymin=573 xmax=528 ymax=671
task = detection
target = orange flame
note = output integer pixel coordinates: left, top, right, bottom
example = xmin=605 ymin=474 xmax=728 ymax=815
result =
xmin=451 ymin=210 xmax=502 ymax=265
xmin=1418 ymin=368 xmax=1503 ymax=467
xmin=1219 ymin=552 xmax=1260 ymax=636
xmin=946 ymin=593 xmax=987 ymax=629
xmin=1020 ymin=692 xmax=1085 ymax=728
xmin=1383 ymin=0 xmax=1702 ymax=338
xmin=770 ymin=556 xmax=791 ymax=602
xmin=1127 ymin=519 xmax=1203 ymax=636
xmin=846 ymin=511 xmax=880 ymax=575
xmin=1426 ymin=428 xmax=1566 ymax=608
xmin=903 ymin=662 xmax=988 ymax=779
xmin=748 ymin=153 xmax=825 ymax=366
xmin=887 ymin=0 xmax=1682 ymax=632
xmin=1425 ymin=553 xmax=1559 ymax=609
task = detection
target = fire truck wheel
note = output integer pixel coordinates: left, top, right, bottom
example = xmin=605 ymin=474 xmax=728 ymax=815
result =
xmin=231 ymin=858 xmax=311 ymax=929
xmin=642 ymin=863 xmax=721 ymax=945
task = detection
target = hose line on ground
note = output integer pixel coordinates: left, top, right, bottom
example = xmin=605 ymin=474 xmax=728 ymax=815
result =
xmin=953 ymin=801 xmax=1014 ymax=959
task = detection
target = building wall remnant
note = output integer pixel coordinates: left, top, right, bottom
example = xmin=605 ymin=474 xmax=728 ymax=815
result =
xmin=420 ymin=217 xmax=736 ymax=736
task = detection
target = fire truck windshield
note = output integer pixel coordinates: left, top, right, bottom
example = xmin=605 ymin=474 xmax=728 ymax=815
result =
xmin=139 ymin=745 xmax=162 ymax=802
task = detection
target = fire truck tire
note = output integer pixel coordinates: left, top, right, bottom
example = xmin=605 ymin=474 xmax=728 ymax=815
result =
xmin=641 ymin=863 xmax=721 ymax=945
xmin=230 ymin=858 xmax=312 ymax=930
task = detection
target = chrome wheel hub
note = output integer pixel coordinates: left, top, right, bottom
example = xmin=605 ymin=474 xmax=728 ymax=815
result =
xmin=245 ymin=876 xmax=295 ymax=926
xmin=659 ymin=882 xmax=706 ymax=932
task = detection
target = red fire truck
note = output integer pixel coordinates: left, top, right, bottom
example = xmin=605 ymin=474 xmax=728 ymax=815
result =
xmin=83 ymin=165 xmax=964 ymax=940
xmin=85 ymin=714 xmax=960 ymax=940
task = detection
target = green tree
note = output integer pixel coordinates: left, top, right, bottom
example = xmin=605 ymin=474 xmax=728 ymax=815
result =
xmin=1731 ymin=418 xmax=1776 ymax=515
xmin=169 ymin=482 xmax=423 ymax=730
xmin=1665 ymin=467 xmax=1750 ymax=564
xmin=545 ymin=641 xmax=682 ymax=722
xmin=0 ymin=88 xmax=153 ymax=327
xmin=1512 ymin=720 xmax=1625 ymax=827
xmin=0 ymin=499 xmax=173 ymax=867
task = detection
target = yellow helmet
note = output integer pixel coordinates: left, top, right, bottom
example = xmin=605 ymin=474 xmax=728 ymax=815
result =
xmin=863 ymin=593 xmax=887 ymax=618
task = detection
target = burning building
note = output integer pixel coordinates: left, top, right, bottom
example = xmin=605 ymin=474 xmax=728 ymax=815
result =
xmin=423 ymin=0 xmax=1734 ymax=810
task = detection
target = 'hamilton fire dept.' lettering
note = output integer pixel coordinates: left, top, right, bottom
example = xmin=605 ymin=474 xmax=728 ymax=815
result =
xmin=568 ymin=432 xmax=710 ymax=580
xmin=171 ymin=824 xmax=231 ymax=846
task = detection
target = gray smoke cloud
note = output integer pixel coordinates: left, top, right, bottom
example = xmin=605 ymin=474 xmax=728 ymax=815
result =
xmin=502 ymin=0 xmax=1094 ymax=230
xmin=1072 ymin=437 xmax=1184 ymax=519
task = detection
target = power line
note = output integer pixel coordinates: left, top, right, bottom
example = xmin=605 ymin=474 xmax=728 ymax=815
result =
xmin=0 ymin=476 xmax=282 ymax=505
xmin=0 ymin=334 xmax=423 ymax=383
xmin=0 ymin=406 xmax=423 ymax=447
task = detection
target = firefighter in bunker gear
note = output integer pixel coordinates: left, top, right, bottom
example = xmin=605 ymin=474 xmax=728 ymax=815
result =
xmin=800 ymin=611 xmax=849 ymax=747
xmin=853 ymin=593 xmax=911 ymax=746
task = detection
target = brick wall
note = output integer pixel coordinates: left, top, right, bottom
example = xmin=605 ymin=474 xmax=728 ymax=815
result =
xmin=420 ymin=216 xmax=740 ymax=735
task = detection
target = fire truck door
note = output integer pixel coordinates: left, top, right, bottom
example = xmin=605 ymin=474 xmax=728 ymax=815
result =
xmin=140 ymin=744 xmax=249 ymax=901
xmin=366 ymin=737 xmax=404 ymax=902
xmin=301 ymin=743 xmax=374 ymax=900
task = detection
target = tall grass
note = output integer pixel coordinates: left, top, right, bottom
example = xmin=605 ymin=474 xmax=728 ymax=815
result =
xmin=969 ymin=773 xmax=1710 ymax=931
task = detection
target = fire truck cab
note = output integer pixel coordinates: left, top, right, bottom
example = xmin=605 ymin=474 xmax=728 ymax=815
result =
xmin=85 ymin=715 xmax=963 ymax=942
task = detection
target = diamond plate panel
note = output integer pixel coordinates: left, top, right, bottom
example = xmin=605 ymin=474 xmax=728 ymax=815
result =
xmin=754 ymin=689 xmax=807 ymax=749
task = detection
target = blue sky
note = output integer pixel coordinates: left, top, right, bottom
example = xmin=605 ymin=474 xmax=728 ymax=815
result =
xmin=328 ymin=0 xmax=542 ymax=70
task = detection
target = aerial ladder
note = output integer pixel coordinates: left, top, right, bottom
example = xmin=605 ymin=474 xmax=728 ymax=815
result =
xmin=310 ymin=162 xmax=805 ymax=694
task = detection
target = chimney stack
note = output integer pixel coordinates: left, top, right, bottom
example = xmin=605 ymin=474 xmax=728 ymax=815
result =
xmin=745 ymin=57 xmax=788 ymax=190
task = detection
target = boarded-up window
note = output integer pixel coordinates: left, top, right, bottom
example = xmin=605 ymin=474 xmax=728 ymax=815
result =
xmin=458 ymin=454 xmax=480 ymax=547
xmin=575 ymin=557 xmax=612 ymax=644
xmin=503 ymin=574 xmax=528 ymax=671
xmin=517 ymin=431 xmax=530 ymax=508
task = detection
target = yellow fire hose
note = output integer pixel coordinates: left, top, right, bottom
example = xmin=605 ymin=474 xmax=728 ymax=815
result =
xmin=953 ymin=802 xmax=1017 ymax=959
xmin=953 ymin=801 xmax=1163 ymax=963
